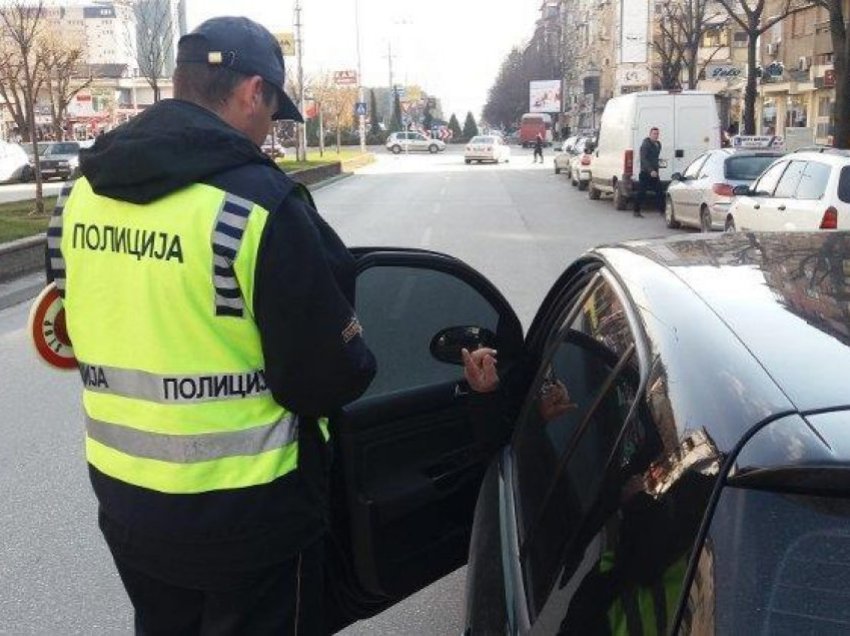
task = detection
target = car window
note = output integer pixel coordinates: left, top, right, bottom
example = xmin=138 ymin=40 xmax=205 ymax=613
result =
xmin=46 ymin=143 xmax=79 ymax=155
xmin=839 ymin=166 xmax=850 ymax=204
xmin=412 ymin=134 xmax=426 ymax=141
xmin=773 ymin=160 xmax=806 ymax=198
xmin=683 ymin=154 xmax=708 ymax=179
xmin=514 ymin=276 xmax=640 ymax=614
xmin=752 ymin=161 xmax=788 ymax=196
xmin=354 ymin=265 xmax=498 ymax=398
xmin=685 ymin=488 xmax=850 ymax=634
xmin=725 ymin=155 xmax=782 ymax=181
xmin=795 ymin=161 xmax=831 ymax=200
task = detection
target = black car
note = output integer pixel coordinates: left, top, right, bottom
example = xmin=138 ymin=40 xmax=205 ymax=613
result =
xmin=323 ymin=232 xmax=850 ymax=634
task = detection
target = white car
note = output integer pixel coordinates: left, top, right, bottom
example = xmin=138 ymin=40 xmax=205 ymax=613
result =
xmin=464 ymin=135 xmax=511 ymax=164
xmin=666 ymin=149 xmax=783 ymax=231
xmin=0 ymin=141 xmax=31 ymax=183
xmin=570 ymin=137 xmax=595 ymax=190
xmin=385 ymin=132 xmax=446 ymax=154
xmin=553 ymin=136 xmax=578 ymax=174
xmin=725 ymin=150 xmax=850 ymax=232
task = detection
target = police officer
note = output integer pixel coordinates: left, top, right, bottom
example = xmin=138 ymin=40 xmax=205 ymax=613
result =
xmin=46 ymin=16 xmax=375 ymax=635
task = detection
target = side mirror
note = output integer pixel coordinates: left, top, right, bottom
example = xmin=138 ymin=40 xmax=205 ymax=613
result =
xmin=430 ymin=326 xmax=498 ymax=366
xmin=732 ymin=184 xmax=751 ymax=196
xmin=671 ymin=172 xmax=683 ymax=182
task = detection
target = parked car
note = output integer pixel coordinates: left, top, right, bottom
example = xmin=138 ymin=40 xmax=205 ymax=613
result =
xmin=589 ymin=90 xmax=720 ymax=209
xmin=570 ymin=136 xmax=595 ymax=190
xmin=666 ymin=149 xmax=784 ymax=231
xmin=20 ymin=142 xmax=52 ymax=182
xmin=261 ymin=135 xmax=285 ymax=159
xmin=553 ymin=136 xmax=578 ymax=175
xmin=322 ymin=232 xmax=850 ymax=635
xmin=38 ymin=141 xmax=82 ymax=181
xmin=0 ymin=141 xmax=32 ymax=183
xmin=385 ymin=131 xmax=445 ymax=154
xmin=464 ymin=135 xmax=511 ymax=164
xmin=725 ymin=150 xmax=850 ymax=232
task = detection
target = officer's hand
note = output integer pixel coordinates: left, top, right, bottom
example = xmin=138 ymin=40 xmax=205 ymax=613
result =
xmin=462 ymin=347 xmax=499 ymax=393
xmin=650 ymin=170 xmax=658 ymax=178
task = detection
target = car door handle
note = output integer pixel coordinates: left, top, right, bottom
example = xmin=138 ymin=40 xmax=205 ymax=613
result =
xmin=778 ymin=205 xmax=786 ymax=211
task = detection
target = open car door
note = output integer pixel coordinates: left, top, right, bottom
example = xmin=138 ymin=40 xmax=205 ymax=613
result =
xmin=325 ymin=248 xmax=524 ymax=630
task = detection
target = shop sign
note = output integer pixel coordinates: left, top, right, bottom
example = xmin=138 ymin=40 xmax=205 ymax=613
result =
xmin=706 ymin=64 xmax=743 ymax=80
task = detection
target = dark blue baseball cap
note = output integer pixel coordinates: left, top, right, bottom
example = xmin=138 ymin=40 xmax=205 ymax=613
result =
xmin=177 ymin=16 xmax=303 ymax=122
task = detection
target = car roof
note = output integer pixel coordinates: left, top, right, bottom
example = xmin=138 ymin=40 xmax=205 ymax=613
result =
xmin=785 ymin=151 xmax=850 ymax=166
xmin=594 ymin=232 xmax=850 ymax=451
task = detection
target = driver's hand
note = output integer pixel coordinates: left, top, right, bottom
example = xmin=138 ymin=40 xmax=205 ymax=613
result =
xmin=539 ymin=380 xmax=577 ymax=421
xmin=462 ymin=347 xmax=499 ymax=393
xmin=650 ymin=170 xmax=658 ymax=178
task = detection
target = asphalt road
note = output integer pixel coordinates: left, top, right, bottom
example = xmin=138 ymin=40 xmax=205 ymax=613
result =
xmin=0 ymin=180 xmax=64 ymax=204
xmin=0 ymin=144 xmax=684 ymax=635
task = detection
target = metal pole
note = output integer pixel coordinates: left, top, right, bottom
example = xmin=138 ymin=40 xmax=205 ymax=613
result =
xmin=387 ymin=42 xmax=394 ymax=128
xmin=295 ymin=0 xmax=307 ymax=162
xmin=355 ymin=0 xmax=365 ymax=153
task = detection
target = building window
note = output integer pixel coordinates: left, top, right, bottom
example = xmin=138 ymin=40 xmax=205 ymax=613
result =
xmin=732 ymin=31 xmax=748 ymax=47
xmin=762 ymin=97 xmax=777 ymax=134
xmin=818 ymin=96 xmax=833 ymax=119
xmin=702 ymin=27 xmax=729 ymax=48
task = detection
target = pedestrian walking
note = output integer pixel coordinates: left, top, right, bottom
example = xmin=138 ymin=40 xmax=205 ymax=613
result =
xmin=634 ymin=126 xmax=664 ymax=217
xmin=533 ymin=133 xmax=544 ymax=163
xmin=46 ymin=16 xmax=375 ymax=635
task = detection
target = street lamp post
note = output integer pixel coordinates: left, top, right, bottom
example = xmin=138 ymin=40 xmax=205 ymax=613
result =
xmin=355 ymin=0 xmax=365 ymax=153
xmin=295 ymin=0 xmax=307 ymax=162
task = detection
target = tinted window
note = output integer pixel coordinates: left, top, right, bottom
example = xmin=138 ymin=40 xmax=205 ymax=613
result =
xmin=514 ymin=277 xmax=639 ymax=613
xmin=795 ymin=161 xmax=831 ymax=199
xmin=773 ymin=160 xmax=806 ymax=198
xmin=683 ymin=154 xmax=708 ymax=178
xmin=840 ymin=166 xmax=850 ymax=203
xmin=685 ymin=488 xmax=850 ymax=634
xmin=355 ymin=265 xmax=498 ymax=399
xmin=752 ymin=161 xmax=788 ymax=196
xmin=725 ymin=155 xmax=782 ymax=181
xmin=46 ymin=143 xmax=79 ymax=155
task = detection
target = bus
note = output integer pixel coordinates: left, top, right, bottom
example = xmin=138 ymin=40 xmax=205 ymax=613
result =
xmin=519 ymin=113 xmax=553 ymax=147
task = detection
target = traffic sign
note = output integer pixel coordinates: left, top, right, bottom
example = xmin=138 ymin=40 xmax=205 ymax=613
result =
xmin=333 ymin=70 xmax=358 ymax=85
xmin=29 ymin=283 xmax=76 ymax=370
xmin=274 ymin=32 xmax=296 ymax=56
xmin=354 ymin=102 xmax=367 ymax=116
xmin=393 ymin=85 xmax=405 ymax=98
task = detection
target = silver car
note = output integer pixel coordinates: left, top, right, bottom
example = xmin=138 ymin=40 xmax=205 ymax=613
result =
xmin=666 ymin=149 xmax=784 ymax=231
xmin=385 ymin=132 xmax=446 ymax=154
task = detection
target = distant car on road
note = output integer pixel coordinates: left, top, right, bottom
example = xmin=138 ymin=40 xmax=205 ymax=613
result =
xmin=666 ymin=149 xmax=783 ymax=231
xmin=38 ymin=141 xmax=81 ymax=181
xmin=385 ymin=132 xmax=445 ymax=154
xmin=725 ymin=150 xmax=850 ymax=232
xmin=464 ymin=135 xmax=511 ymax=164
xmin=260 ymin=135 xmax=285 ymax=159
xmin=553 ymin=136 xmax=578 ymax=175
xmin=0 ymin=141 xmax=32 ymax=183
xmin=570 ymin=137 xmax=595 ymax=190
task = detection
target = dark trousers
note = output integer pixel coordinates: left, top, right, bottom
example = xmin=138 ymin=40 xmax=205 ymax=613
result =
xmin=112 ymin=540 xmax=325 ymax=636
xmin=634 ymin=170 xmax=664 ymax=213
xmin=533 ymin=147 xmax=543 ymax=162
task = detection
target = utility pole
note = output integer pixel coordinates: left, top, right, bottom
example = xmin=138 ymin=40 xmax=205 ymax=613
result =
xmin=295 ymin=0 xmax=307 ymax=162
xmin=355 ymin=0 xmax=365 ymax=152
xmin=385 ymin=42 xmax=395 ymax=128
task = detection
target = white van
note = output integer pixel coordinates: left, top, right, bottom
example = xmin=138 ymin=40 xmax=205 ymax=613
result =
xmin=588 ymin=91 xmax=721 ymax=210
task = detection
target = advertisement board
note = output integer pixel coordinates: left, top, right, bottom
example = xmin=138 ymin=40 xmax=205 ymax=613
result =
xmin=529 ymin=80 xmax=562 ymax=113
xmin=621 ymin=0 xmax=649 ymax=64
xmin=706 ymin=64 xmax=743 ymax=80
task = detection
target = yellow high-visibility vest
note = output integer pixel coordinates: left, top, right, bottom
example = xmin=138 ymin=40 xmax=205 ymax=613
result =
xmin=50 ymin=178 xmax=301 ymax=494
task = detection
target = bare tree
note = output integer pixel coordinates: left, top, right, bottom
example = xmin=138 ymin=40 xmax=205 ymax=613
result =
xmin=653 ymin=4 xmax=687 ymax=88
xmin=311 ymin=73 xmax=357 ymax=153
xmin=39 ymin=29 xmax=92 ymax=140
xmin=717 ymin=0 xmax=815 ymax=133
xmin=132 ymin=0 xmax=174 ymax=103
xmin=0 ymin=0 xmax=47 ymax=214
xmin=813 ymin=0 xmax=848 ymax=148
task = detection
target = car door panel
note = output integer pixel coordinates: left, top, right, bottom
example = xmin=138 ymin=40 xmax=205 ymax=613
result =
xmin=326 ymin=249 xmax=524 ymax=628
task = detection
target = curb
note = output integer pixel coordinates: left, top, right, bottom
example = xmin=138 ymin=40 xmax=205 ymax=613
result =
xmin=0 ymin=156 xmax=375 ymax=310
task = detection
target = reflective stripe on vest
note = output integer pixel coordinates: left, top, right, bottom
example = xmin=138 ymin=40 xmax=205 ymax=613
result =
xmin=212 ymin=193 xmax=253 ymax=317
xmin=86 ymin=412 xmax=297 ymax=463
xmin=79 ymin=362 xmax=270 ymax=403
xmin=46 ymin=182 xmax=75 ymax=297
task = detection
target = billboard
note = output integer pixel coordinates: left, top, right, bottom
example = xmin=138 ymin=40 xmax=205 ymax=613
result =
xmin=620 ymin=0 xmax=649 ymax=64
xmin=529 ymin=80 xmax=562 ymax=113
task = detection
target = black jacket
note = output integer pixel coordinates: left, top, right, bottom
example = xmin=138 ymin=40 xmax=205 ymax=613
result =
xmin=59 ymin=99 xmax=376 ymax=582
xmin=639 ymin=137 xmax=661 ymax=174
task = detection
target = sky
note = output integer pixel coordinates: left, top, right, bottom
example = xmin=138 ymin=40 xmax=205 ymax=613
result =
xmin=185 ymin=0 xmax=541 ymax=120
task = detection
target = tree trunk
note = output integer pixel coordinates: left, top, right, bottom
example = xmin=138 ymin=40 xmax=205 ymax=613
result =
xmin=336 ymin=114 xmax=341 ymax=154
xmin=744 ymin=29 xmax=759 ymax=135
xmin=21 ymin=57 xmax=44 ymax=215
xmin=829 ymin=0 xmax=849 ymax=148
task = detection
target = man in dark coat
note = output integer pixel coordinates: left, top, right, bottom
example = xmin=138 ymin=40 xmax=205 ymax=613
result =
xmin=634 ymin=127 xmax=663 ymax=218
